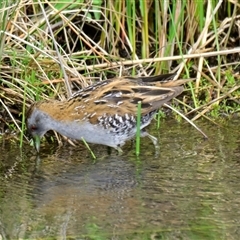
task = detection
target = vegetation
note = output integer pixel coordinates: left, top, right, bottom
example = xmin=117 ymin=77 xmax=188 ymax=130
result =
xmin=0 ymin=0 xmax=240 ymax=145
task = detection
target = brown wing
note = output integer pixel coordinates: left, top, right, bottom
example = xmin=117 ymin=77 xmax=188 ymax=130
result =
xmin=65 ymin=74 xmax=184 ymax=124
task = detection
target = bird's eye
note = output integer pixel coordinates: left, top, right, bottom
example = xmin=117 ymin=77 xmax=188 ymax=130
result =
xmin=31 ymin=125 xmax=37 ymax=131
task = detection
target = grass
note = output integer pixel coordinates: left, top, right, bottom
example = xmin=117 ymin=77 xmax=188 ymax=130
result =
xmin=136 ymin=101 xmax=142 ymax=156
xmin=0 ymin=1 xmax=240 ymax=151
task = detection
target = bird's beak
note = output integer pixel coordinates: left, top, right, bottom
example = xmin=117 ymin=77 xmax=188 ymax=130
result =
xmin=33 ymin=135 xmax=41 ymax=152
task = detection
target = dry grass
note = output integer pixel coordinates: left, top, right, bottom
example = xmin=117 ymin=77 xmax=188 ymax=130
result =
xmin=0 ymin=0 xmax=240 ymax=142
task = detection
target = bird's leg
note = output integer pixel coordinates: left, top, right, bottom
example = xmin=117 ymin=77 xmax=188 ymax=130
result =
xmin=107 ymin=145 xmax=123 ymax=155
xmin=116 ymin=146 xmax=123 ymax=155
xmin=141 ymin=130 xmax=160 ymax=151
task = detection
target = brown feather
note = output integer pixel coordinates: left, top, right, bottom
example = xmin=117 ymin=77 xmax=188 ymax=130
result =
xmin=28 ymin=73 xmax=190 ymax=124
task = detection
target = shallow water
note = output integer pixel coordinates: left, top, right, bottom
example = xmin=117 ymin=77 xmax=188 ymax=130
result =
xmin=0 ymin=119 xmax=240 ymax=239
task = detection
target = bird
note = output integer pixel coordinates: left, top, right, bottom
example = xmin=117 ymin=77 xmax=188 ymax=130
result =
xmin=27 ymin=72 xmax=189 ymax=153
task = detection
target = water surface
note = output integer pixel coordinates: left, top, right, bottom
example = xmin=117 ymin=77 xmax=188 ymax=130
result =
xmin=0 ymin=119 xmax=240 ymax=239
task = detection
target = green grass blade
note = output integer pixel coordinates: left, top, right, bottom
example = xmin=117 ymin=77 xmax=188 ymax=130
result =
xmin=135 ymin=101 xmax=142 ymax=156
